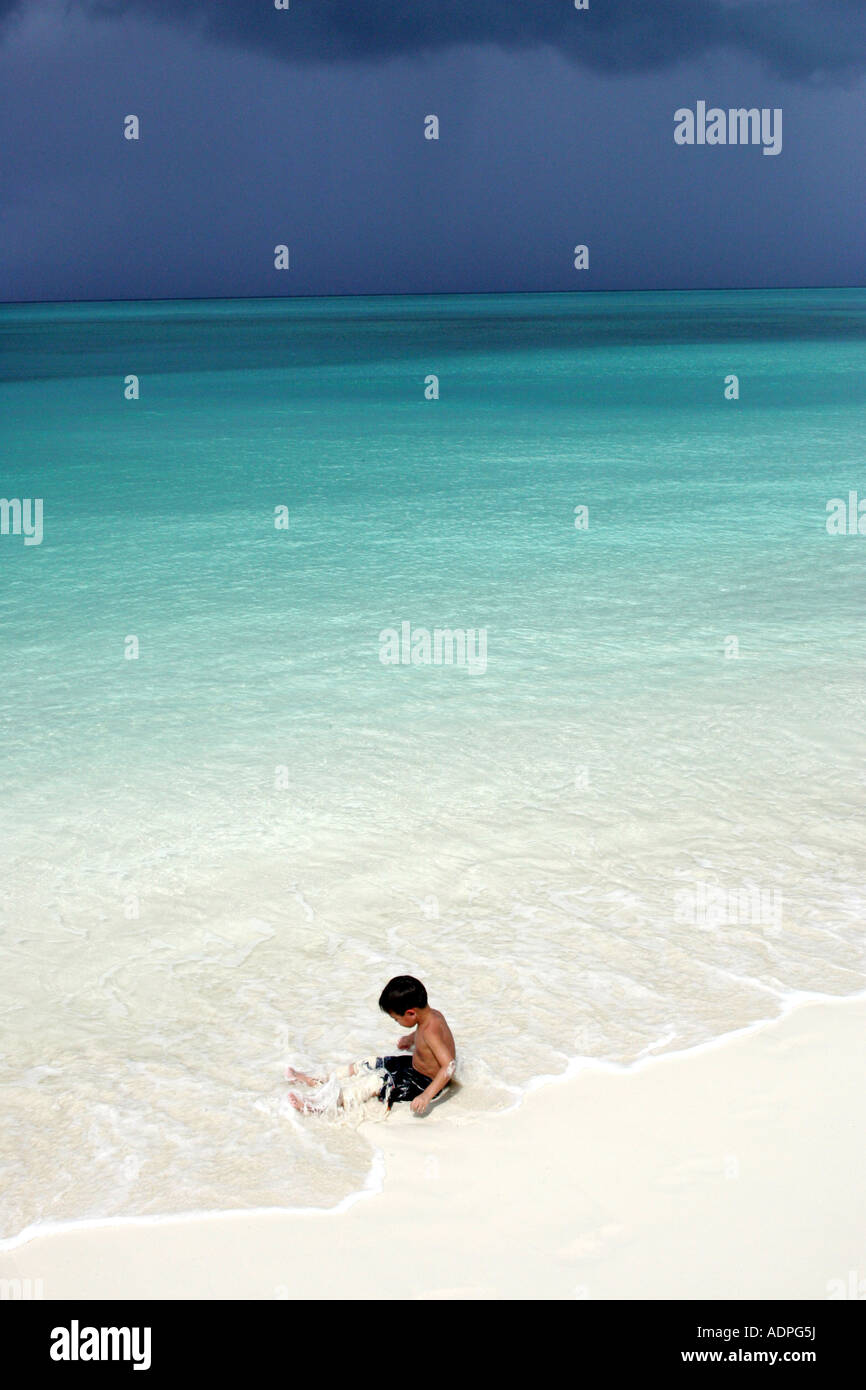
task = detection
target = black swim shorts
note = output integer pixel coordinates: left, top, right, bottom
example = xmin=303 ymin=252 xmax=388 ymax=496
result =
xmin=375 ymin=1055 xmax=446 ymax=1109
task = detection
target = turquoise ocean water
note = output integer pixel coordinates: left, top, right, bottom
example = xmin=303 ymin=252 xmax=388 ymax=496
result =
xmin=1 ymin=290 xmax=865 ymax=1239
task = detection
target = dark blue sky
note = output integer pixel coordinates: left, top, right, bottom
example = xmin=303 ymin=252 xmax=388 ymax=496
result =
xmin=1 ymin=0 xmax=864 ymax=301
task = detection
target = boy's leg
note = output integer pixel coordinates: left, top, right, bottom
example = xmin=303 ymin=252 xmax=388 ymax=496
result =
xmin=288 ymin=1057 xmax=386 ymax=1113
xmin=286 ymin=1062 xmax=365 ymax=1086
xmin=287 ymin=1061 xmax=366 ymax=1111
xmin=288 ymin=1089 xmax=340 ymax=1113
xmin=285 ymin=1067 xmax=323 ymax=1086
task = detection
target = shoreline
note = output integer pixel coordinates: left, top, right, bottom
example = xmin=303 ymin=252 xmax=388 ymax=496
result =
xmin=3 ymin=991 xmax=865 ymax=1298
xmin=1 ymin=985 xmax=858 ymax=1255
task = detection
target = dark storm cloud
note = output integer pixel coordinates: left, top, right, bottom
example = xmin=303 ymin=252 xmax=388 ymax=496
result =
xmin=53 ymin=0 xmax=866 ymax=83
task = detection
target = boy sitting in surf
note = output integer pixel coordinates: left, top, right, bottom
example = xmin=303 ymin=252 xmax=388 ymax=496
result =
xmin=287 ymin=975 xmax=456 ymax=1116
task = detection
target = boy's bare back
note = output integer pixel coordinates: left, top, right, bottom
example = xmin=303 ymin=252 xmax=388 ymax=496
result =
xmin=406 ymin=1007 xmax=455 ymax=1081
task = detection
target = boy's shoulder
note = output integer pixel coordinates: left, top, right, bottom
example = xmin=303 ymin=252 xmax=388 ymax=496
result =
xmin=424 ymin=1007 xmax=453 ymax=1036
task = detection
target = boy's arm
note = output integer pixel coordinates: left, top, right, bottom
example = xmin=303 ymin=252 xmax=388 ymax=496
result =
xmin=410 ymin=1033 xmax=456 ymax=1114
xmin=397 ymin=1032 xmax=416 ymax=1051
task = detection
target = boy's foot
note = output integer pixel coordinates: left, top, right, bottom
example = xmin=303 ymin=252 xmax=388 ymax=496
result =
xmin=285 ymin=1067 xmax=318 ymax=1086
xmin=288 ymin=1090 xmax=312 ymax=1113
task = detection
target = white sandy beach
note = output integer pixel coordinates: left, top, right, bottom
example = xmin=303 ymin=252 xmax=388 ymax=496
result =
xmin=2 ymin=995 xmax=864 ymax=1301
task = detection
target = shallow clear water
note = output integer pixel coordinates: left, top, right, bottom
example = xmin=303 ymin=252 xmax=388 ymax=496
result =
xmin=1 ymin=289 xmax=865 ymax=1239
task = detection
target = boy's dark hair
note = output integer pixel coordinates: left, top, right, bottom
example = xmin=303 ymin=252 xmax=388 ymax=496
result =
xmin=379 ymin=975 xmax=427 ymax=1014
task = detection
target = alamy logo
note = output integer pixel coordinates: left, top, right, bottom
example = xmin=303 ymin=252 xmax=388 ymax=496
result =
xmin=826 ymin=492 xmax=866 ymax=535
xmin=674 ymin=881 xmax=783 ymax=934
xmin=0 ymin=497 xmax=43 ymax=545
xmin=0 ymin=1277 xmax=43 ymax=1299
xmin=50 ymin=1321 xmax=152 ymax=1371
xmin=675 ymin=102 xmax=782 ymax=156
xmin=826 ymin=1269 xmax=866 ymax=1299
xmin=379 ymin=621 xmax=487 ymax=675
